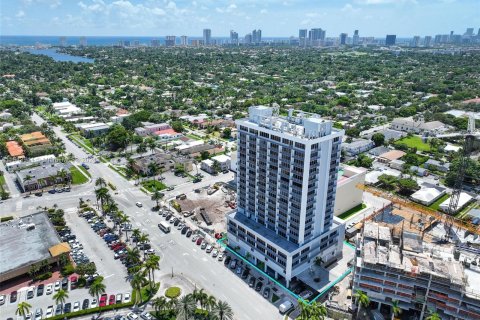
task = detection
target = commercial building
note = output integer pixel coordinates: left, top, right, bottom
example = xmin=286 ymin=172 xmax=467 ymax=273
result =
xmin=20 ymin=131 xmax=53 ymax=156
xmin=385 ymin=34 xmax=396 ymax=46
xmin=165 ymin=36 xmax=176 ymax=47
xmin=180 ymin=36 xmax=188 ymax=46
xmin=0 ymin=212 xmax=71 ymax=284
xmin=339 ymin=33 xmax=347 ymax=45
xmin=334 ymin=166 xmax=366 ymax=216
xmin=5 ymin=154 xmax=56 ymax=172
xmin=391 ymin=118 xmax=446 ymax=135
xmin=75 ymin=122 xmax=110 ymax=137
xmin=203 ymin=29 xmax=212 ymax=45
xmin=353 ymin=222 xmax=480 ymax=320
xmin=342 ymin=138 xmax=375 ymax=157
xmin=201 ymin=154 xmax=231 ymax=174
xmin=230 ymin=30 xmax=239 ymax=45
xmin=52 ymin=101 xmax=82 ymax=117
xmin=16 ymin=163 xmax=72 ymax=192
xmin=227 ymin=106 xmax=345 ymax=285
xmin=352 ymin=30 xmax=360 ymax=45
xmin=134 ymin=122 xmax=172 ymax=137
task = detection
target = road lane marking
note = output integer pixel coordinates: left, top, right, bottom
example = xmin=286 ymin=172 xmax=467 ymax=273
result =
xmin=104 ymin=274 xmax=115 ymax=279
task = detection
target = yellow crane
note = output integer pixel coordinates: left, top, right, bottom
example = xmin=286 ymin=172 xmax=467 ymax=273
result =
xmin=357 ymin=184 xmax=480 ymax=235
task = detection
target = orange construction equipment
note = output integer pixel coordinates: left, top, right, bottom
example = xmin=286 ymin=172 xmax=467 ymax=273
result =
xmin=357 ymin=184 xmax=479 ymax=235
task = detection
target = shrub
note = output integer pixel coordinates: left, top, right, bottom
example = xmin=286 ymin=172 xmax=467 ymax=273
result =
xmin=164 ymin=287 xmax=181 ymax=299
xmin=77 ymin=277 xmax=87 ymax=288
xmin=0 ymin=216 xmax=13 ymax=222
xmin=34 ymin=272 xmax=52 ymax=281
xmin=61 ymin=263 xmax=75 ymax=276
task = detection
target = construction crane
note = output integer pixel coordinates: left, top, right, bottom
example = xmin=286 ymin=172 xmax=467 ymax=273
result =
xmin=444 ymin=114 xmax=477 ymax=235
xmin=357 ymin=184 xmax=480 ymax=235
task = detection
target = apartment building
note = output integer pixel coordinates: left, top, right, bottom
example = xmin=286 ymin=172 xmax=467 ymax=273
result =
xmin=227 ymin=106 xmax=345 ymax=285
xmin=353 ymin=222 xmax=480 ymax=320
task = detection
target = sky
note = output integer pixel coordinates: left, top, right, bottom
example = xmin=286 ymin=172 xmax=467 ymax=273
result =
xmin=1 ymin=0 xmax=479 ymax=37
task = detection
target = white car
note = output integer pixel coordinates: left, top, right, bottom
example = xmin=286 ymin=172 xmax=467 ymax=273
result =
xmin=211 ymin=249 xmax=219 ymax=257
xmin=34 ymin=308 xmax=42 ymax=320
xmin=124 ymin=292 xmax=131 ymax=303
xmin=144 ymin=249 xmax=155 ymax=255
xmin=73 ymin=301 xmax=80 ymax=312
xmin=206 ymin=245 xmax=213 ymax=253
xmin=45 ymin=306 xmax=54 ymax=318
xmin=217 ymin=253 xmax=225 ymax=261
xmin=135 ymin=202 xmax=143 ymax=207
xmin=90 ymin=298 xmax=98 ymax=308
xmin=45 ymin=284 xmax=53 ymax=295
xmin=127 ymin=312 xmax=139 ymax=320
xmin=54 ymin=281 xmax=61 ymax=291
xmin=0 ymin=294 xmax=5 ymax=305
xmin=25 ymin=313 xmax=33 ymax=320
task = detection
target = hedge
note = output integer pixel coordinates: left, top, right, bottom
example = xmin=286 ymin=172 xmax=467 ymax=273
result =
xmin=165 ymin=287 xmax=181 ymax=299
xmin=0 ymin=216 xmax=14 ymax=222
xmin=34 ymin=272 xmax=52 ymax=281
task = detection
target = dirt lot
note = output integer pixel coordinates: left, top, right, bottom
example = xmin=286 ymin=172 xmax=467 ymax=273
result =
xmin=176 ymin=185 xmax=236 ymax=232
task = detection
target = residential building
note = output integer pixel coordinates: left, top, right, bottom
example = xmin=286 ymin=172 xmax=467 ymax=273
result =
xmin=252 ymin=29 xmax=262 ymax=44
xmin=391 ymin=117 xmax=446 ymax=135
xmin=244 ymin=33 xmax=252 ymax=44
xmin=75 ymin=122 xmax=110 ymax=138
xmin=134 ymin=122 xmax=171 ymax=136
xmin=439 ymin=192 xmax=473 ymax=213
xmin=389 ymin=159 xmax=405 ymax=171
xmin=334 ymin=166 xmax=366 ymax=216
xmin=409 ymin=165 xmax=428 ymax=177
xmin=230 ymin=30 xmax=239 ymax=45
xmin=299 ymin=29 xmax=307 ymax=47
xmin=377 ymin=150 xmax=406 ymax=164
xmin=368 ymin=146 xmax=390 ymax=157
xmin=6 ymin=140 xmax=24 ymax=158
xmin=16 ymin=163 xmax=72 ymax=192
xmin=424 ymin=159 xmax=450 ymax=172
xmin=203 ymin=29 xmax=212 ymax=45
xmin=175 ymin=140 xmax=216 ymax=155
xmin=411 ymin=36 xmax=420 ymax=47
xmin=132 ymin=151 xmax=175 ymax=175
xmin=180 ymin=36 xmax=188 ymax=46
xmin=339 ymin=33 xmax=347 ymax=45
xmin=352 ymin=30 xmax=359 ymax=45
xmin=20 ymin=131 xmax=53 ymax=156
xmin=227 ymin=106 xmax=345 ymax=285
xmin=353 ymin=222 xmax=480 ymax=320
xmin=410 ymin=183 xmax=446 ymax=206
xmin=0 ymin=212 xmax=70 ymax=284
xmin=165 ymin=36 xmax=176 ymax=47
xmin=342 ymin=139 xmax=375 ymax=157
xmin=424 ymin=36 xmax=432 ymax=47
xmin=385 ymin=34 xmax=396 ymax=46
xmin=201 ymin=154 xmax=231 ymax=174
xmin=0 ymin=111 xmax=12 ymax=120
xmin=151 ymin=39 xmax=161 ymax=47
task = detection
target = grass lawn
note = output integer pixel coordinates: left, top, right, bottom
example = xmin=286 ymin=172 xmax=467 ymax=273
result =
xmin=428 ymin=193 xmax=450 ymax=211
xmin=70 ymin=166 xmax=89 ymax=184
xmin=186 ymin=133 xmax=203 ymax=141
xmin=77 ymin=165 xmax=91 ymax=177
xmin=0 ymin=174 xmax=6 ymax=186
xmin=141 ymin=180 xmax=167 ymax=192
xmin=70 ymin=134 xmax=94 ymax=153
xmin=338 ymin=203 xmax=367 ymax=220
xmin=395 ymin=136 xmax=431 ymax=152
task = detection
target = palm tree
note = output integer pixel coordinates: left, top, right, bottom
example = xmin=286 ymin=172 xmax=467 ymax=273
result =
xmin=151 ymin=296 xmax=167 ymax=313
xmin=175 ymin=294 xmax=196 ymax=320
xmin=88 ymin=278 xmax=106 ymax=304
xmin=211 ymin=300 xmax=234 ymax=320
xmin=151 ymin=190 xmax=163 ymax=209
xmin=56 ymin=168 xmax=70 ymax=187
xmin=148 ymin=161 xmax=159 ymax=182
xmin=15 ymin=302 xmax=32 ymax=319
xmin=298 ymin=300 xmax=311 ymax=320
xmin=138 ymin=233 xmax=150 ymax=259
xmin=391 ymin=300 xmax=402 ymax=320
xmin=95 ymin=177 xmax=107 ymax=188
xmin=144 ymin=254 xmax=160 ymax=291
xmin=426 ymin=311 xmax=441 ymax=320
xmin=126 ymin=247 xmax=142 ymax=266
xmin=95 ymin=187 xmax=109 ymax=214
xmin=130 ymin=272 xmax=148 ymax=307
xmin=132 ymin=228 xmax=141 ymax=245
xmin=53 ymin=289 xmax=69 ymax=309
xmin=205 ymin=294 xmax=217 ymax=312
xmin=119 ymin=213 xmax=131 ymax=240
xmin=354 ymin=289 xmax=370 ymax=319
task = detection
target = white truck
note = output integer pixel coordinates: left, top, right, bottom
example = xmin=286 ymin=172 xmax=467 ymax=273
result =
xmin=278 ymin=300 xmax=294 ymax=314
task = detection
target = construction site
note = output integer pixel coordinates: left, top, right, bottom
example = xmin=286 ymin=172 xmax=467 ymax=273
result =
xmin=171 ymin=182 xmax=236 ymax=233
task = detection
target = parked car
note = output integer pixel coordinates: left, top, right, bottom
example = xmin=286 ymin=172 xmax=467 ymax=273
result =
xmin=217 ymin=253 xmax=225 ymax=261
xmin=91 ymin=298 xmax=98 ymax=308
xmin=70 ymin=276 xmax=78 ymax=289
xmin=109 ymin=294 xmax=116 ymax=305
xmin=236 ymin=266 xmax=242 ymax=275
xmin=127 ymin=312 xmax=139 ymax=320
xmin=73 ymin=301 xmax=81 ymax=312
xmin=201 ymin=242 xmax=207 ymax=250
xmin=37 ymin=284 xmax=44 ymax=296
xmin=196 ymin=237 xmax=203 ymax=245
xmin=241 ymin=268 xmax=250 ymax=279
xmin=34 ymin=308 xmax=42 ymax=320
xmin=135 ymin=202 xmax=143 ymax=207
xmin=140 ymin=312 xmax=154 ymax=320
xmin=212 ymin=249 xmax=219 ymax=257
xmin=124 ymin=293 xmax=131 ymax=303
xmin=224 ymin=255 xmax=231 ymax=266
xmin=45 ymin=306 xmax=54 ymax=318
xmin=63 ymin=302 xmax=71 ymax=314
xmin=229 ymin=259 xmax=237 ymax=269
xmin=299 ymin=290 xmax=313 ymax=300
xmin=278 ymin=300 xmax=294 ymax=314
xmin=248 ymin=276 xmax=256 ymax=287
xmin=99 ymin=294 xmax=108 ymax=307
xmin=54 ymin=304 xmax=62 ymax=316
xmin=255 ymin=281 xmax=263 ymax=292
xmin=61 ymin=278 xmax=69 ymax=290
xmin=116 ymin=293 xmax=123 ymax=304
xmin=27 ymin=288 xmax=34 ymax=299
xmin=82 ymin=299 xmax=90 ymax=310
xmin=206 ymin=245 xmax=213 ymax=253
xmin=186 ymin=230 xmax=192 ymax=237
xmin=0 ymin=294 xmax=5 ymax=305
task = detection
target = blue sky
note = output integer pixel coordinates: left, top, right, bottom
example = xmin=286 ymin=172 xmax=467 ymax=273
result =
xmin=1 ymin=0 xmax=479 ymax=37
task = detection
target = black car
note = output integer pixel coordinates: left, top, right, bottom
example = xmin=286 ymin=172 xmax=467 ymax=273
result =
xmin=181 ymin=226 xmax=189 ymax=234
xmin=61 ymin=278 xmax=69 ymax=290
xmin=165 ymin=214 xmax=172 ymax=221
xmin=10 ymin=291 xmax=17 ymax=303
xmin=82 ymin=299 xmax=89 ymax=310
xmin=241 ymin=268 xmax=250 ymax=279
xmin=55 ymin=304 xmax=62 ymax=316
xmin=255 ymin=281 xmax=263 ymax=292
xmin=224 ymin=255 xmax=231 ymax=266
xmin=173 ymin=219 xmax=181 ymax=226
xmin=248 ymin=276 xmax=256 ymax=288
xmin=186 ymin=230 xmax=192 ymax=237
xmin=37 ymin=284 xmax=44 ymax=296
xmin=63 ymin=302 xmax=72 ymax=314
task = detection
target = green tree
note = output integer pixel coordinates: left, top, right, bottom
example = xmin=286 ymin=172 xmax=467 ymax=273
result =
xmin=371 ymin=133 xmax=385 ymax=147
xmin=391 ymin=300 xmax=402 ymax=320
xmin=88 ymin=277 xmax=106 ymax=302
xmin=144 ymin=254 xmax=160 ymax=291
xmin=426 ymin=311 xmax=441 ymax=320
xmin=176 ymin=294 xmax=196 ymax=320
xmin=354 ymin=290 xmax=370 ymax=319
xmin=211 ymin=300 xmax=234 ymax=320
xmin=151 ymin=190 xmax=163 ymax=209
xmin=106 ymin=124 xmax=129 ymax=151
xmin=171 ymin=121 xmax=184 ymax=133
xmin=397 ymin=178 xmax=419 ymax=195
xmin=53 ymin=289 xmax=69 ymax=308
xmin=15 ymin=302 xmax=32 ymax=319
xmin=131 ymin=272 xmax=148 ymax=307
xmin=378 ymin=174 xmax=397 ymax=190
xmin=222 ymin=128 xmax=232 ymax=139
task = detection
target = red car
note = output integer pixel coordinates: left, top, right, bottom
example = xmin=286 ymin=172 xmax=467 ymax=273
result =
xmin=109 ymin=294 xmax=116 ymax=305
xmin=99 ymin=294 xmax=108 ymax=307
xmin=196 ymin=237 xmax=203 ymax=245
xmin=70 ymin=276 xmax=78 ymax=289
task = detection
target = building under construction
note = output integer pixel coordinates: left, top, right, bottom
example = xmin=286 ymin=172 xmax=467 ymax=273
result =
xmin=353 ymin=222 xmax=480 ymax=319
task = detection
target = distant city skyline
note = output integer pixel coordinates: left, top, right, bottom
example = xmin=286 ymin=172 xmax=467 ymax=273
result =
xmin=1 ymin=0 xmax=479 ymax=37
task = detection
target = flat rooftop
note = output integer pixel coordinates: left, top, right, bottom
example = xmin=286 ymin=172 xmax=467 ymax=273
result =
xmin=0 ymin=212 xmax=62 ymax=277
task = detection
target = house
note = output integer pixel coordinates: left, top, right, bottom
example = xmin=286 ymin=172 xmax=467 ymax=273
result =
xmin=153 ymin=128 xmax=183 ymax=142
xmin=389 ymin=159 xmax=405 ymax=171
xmin=439 ymin=192 xmax=473 ymax=213
xmin=424 ymin=159 xmax=450 ymax=172
xmin=368 ymin=146 xmax=390 ymax=157
xmin=179 ymin=114 xmax=209 ymax=125
xmin=363 ymin=128 xmax=406 ymax=141
xmin=20 ymin=132 xmax=53 ymax=156
xmin=201 ymin=154 xmax=231 ymax=174
xmin=52 ymin=101 xmax=82 ymax=117
xmin=6 ymin=141 xmax=24 ymax=158
xmin=377 ymin=150 xmax=406 ymax=164
xmin=342 ymin=139 xmax=375 ymax=157
xmin=0 ymin=112 xmax=12 ymax=120
xmin=16 ymin=163 xmax=72 ymax=192
xmin=409 ymin=166 xmax=428 ymax=177
xmin=391 ymin=117 xmax=446 ymax=135
xmin=132 ymin=152 xmax=175 ymax=175
xmin=410 ymin=183 xmax=446 ymax=206
xmin=75 ymin=122 xmax=110 ymax=137
xmin=175 ymin=140 xmax=216 ymax=155
xmin=134 ymin=122 xmax=171 ymax=136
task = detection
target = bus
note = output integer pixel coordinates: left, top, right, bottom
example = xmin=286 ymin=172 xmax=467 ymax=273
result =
xmin=158 ymin=221 xmax=171 ymax=233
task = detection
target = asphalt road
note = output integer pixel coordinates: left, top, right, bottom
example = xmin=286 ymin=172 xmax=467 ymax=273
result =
xmin=0 ymin=113 xmax=282 ymax=320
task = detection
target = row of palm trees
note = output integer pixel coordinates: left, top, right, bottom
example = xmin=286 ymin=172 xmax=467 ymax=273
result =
xmin=150 ymin=288 xmax=233 ymax=320
xmin=297 ymin=300 xmax=327 ymax=320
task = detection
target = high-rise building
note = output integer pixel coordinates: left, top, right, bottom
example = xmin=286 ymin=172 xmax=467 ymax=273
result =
xmin=180 ymin=36 xmax=188 ymax=46
xmin=353 ymin=222 xmax=480 ymax=320
xmin=203 ymin=29 xmax=212 ymax=45
xmin=251 ymin=29 xmax=262 ymax=44
xmin=339 ymin=33 xmax=347 ymax=45
xmin=352 ymin=30 xmax=359 ymax=46
xmin=411 ymin=36 xmax=420 ymax=47
xmin=299 ymin=29 xmax=307 ymax=47
xmin=79 ymin=36 xmax=87 ymax=47
xmin=151 ymin=39 xmax=161 ymax=47
xmin=59 ymin=36 xmax=67 ymax=47
xmin=308 ymin=28 xmax=325 ymax=46
xmin=424 ymin=36 xmax=432 ymax=47
xmin=165 ymin=36 xmax=176 ymax=47
xmin=385 ymin=34 xmax=396 ymax=46
xmin=230 ymin=30 xmax=239 ymax=45
xmin=465 ymin=28 xmax=474 ymax=36
xmin=244 ymin=33 xmax=252 ymax=44
xmin=227 ymin=106 xmax=345 ymax=285
xmin=133 ymin=40 xmax=140 ymax=47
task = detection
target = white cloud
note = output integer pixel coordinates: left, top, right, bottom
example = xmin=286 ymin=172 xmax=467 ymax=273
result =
xmin=260 ymin=9 xmax=267 ymax=14
xmin=16 ymin=10 xmax=26 ymax=18
xmin=152 ymin=8 xmax=166 ymax=16
xmin=341 ymin=3 xmax=361 ymax=13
